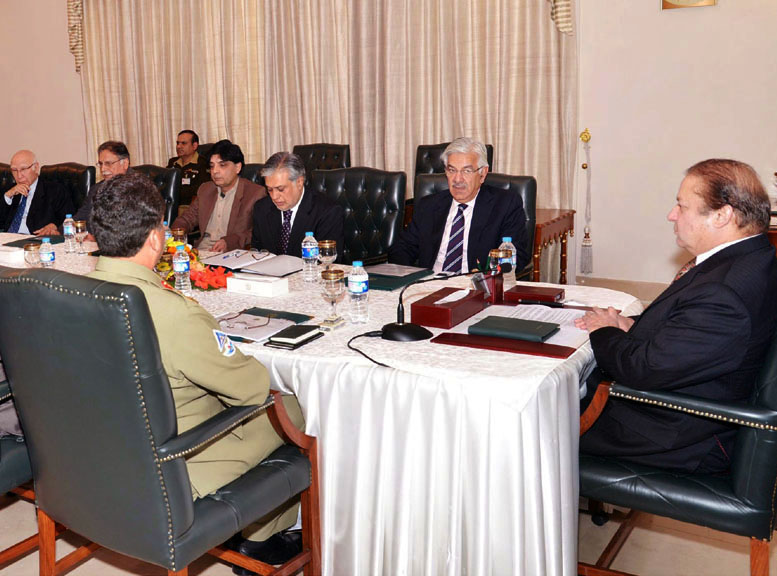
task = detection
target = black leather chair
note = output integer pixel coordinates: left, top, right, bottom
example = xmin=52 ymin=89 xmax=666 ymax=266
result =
xmin=133 ymin=164 xmax=182 ymax=225
xmin=309 ymin=167 xmax=406 ymax=265
xmin=241 ymin=162 xmax=266 ymax=188
xmin=0 ymin=163 xmax=14 ymax=196
xmin=578 ymin=333 xmax=777 ymax=576
xmin=413 ymin=172 xmax=536 ymax=280
xmin=197 ymin=142 xmax=215 ymax=160
xmin=0 ymin=380 xmax=36 ymax=570
xmin=0 ymin=267 xmax=321 ymax=576
xmin=414 ymin=142 xmax=494 ymax=177
xmin=292 ymin=144 xmax=351 ymax=176
xmin=39 ymin=163 xmax=96 ymax=212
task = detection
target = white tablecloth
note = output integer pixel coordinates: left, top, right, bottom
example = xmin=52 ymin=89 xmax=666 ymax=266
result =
xmin=1 ymin=234 xmax=643 ymax=576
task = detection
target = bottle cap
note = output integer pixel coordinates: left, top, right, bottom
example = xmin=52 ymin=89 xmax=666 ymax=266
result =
xmin=305 ymin=231 xmax=314 ymax=237
xmin=352 ymin=261 xmax=363 ymax=267
xmin=163 ymin=221 xmax=168 ymax=226
xmin=42 ymin=238 xmax=51 ymax=243
xmin=66 ymin=214 xmax=72 ymax=218
xmin=502 ymin=236 xmax=512 ymax=243
xmin=176 ymin=245 xmax=185 ymax=251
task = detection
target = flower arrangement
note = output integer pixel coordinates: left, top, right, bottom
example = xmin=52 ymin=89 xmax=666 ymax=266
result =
xmin=155 ymin=239 xmax=233 ymax=291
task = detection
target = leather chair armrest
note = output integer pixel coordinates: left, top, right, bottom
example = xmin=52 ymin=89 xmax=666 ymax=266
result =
xmin=157 ymin=398 xmax=273 ymax=462
xmin=580 ymin=381 xmax=612 ymax=435
xmin=610 ymin=383 xmax=777 ymax=431
xmin=267 ymin=390 xmax=315 ymax=450
xmin=0 ymin=380 xmax=10 ymax=402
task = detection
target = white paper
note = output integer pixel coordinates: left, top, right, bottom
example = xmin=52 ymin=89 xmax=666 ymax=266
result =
xmin=434 ymin=289 xmax=472 ymax=304
xmin=201 ymin=249 xmax=273 ymax=270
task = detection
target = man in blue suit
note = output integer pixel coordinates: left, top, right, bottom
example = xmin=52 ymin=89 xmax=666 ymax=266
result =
xmin=577 ymin=159 xmax=777 ymax=474
xmin=389 ymin=137 xmax=529 ymax=273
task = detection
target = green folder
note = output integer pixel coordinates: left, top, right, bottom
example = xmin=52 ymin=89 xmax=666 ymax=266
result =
xmin=4 ymin=235 xmax=65 ymax=247
xmin=468 ymin=316 xmax=560 ymax=343
xmin=242 ymin=307 xmax=313 ymax=325
xmin=367 ymin=268 xmax=434 ymax=291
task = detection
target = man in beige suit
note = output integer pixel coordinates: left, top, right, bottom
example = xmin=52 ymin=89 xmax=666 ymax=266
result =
xmin=89 ymin=172 xmax=304 ymax=567
xmin=172 ymin=139 xmax=265 ymax=252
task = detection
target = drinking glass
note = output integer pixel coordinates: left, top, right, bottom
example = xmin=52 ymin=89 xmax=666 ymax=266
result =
xmin=23 ymin=243 xmax=40 ymax=268
xmin=172 ymin=227 xmax=187 ymax=244
xmin=318 ymin=240 xmax=337 ymax=270
xmin=75 ymin=220 xmax=88 ymax=254
xmin=320 ymin=268 xmax=345 ymax=323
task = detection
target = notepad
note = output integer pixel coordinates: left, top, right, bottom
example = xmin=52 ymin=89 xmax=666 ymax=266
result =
xmin=468 ymin=316 xmax=560 ymax=343
xmin=265 ymin=325 xmax=323 ymax=350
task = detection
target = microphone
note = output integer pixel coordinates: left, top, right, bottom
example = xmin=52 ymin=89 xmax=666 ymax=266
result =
xmin=381 ymin=270 xmax=476 ymax=342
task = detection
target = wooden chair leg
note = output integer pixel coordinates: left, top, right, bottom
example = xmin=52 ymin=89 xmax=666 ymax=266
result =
xmin=38 ymin=509 xmax=56 ymax=576
xmin=302 ymin=437 xmax=322 ymax=575
xmin=0 ymin=532 xmax=39 ymax=568
xmin=751 ymin=538 xmax=769 ymax=576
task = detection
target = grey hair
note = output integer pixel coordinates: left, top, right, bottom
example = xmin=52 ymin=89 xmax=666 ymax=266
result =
xmin=441 ymin=137 xmax=488 ymax=169
xmin=261 ymin=152 xmax=306 ymax=182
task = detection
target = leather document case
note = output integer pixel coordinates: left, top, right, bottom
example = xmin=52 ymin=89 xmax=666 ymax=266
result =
xmin=468 ymin=316 xmax=560 ymax=342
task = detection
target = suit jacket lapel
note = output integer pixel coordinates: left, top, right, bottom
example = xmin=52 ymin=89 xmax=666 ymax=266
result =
xmin=288 ymin=190 xmax=314 ymax=255
xmin=431 ymin=193 xmax=453 ymax=257
xmin=226 ymin=178 xmax=245 ymax=234
xmin=264 ymin=200 xmax=283 ymax=254
xmin=467 ymin=186 xmax=495 ymax=268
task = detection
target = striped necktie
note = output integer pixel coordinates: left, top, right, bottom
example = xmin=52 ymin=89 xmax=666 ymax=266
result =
xmin=8 ymin=193 xmax=28 ymax=233
xmin=442 ymin=203 xmax=468 ymax=273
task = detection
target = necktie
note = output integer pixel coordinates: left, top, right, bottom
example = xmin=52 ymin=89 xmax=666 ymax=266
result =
xmin=8 ymin=193 xmax=28 ymax=234
xmin=442 ymin=203 xmax=468 ymax=273
xmin=673 ymin=258 xmax=696 ymax=282
xmin=280 ymin=210 xmax=292 ymax=254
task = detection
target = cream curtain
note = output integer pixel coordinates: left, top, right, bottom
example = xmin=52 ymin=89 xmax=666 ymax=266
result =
xmin=81 ymin=0 xmax=576 ymax=211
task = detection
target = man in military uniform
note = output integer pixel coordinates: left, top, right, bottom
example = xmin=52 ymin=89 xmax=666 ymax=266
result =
xmin=88 ymin=172 xmax=304 ymax=567
xmin=167 ymin=130 xmax=211 ymax=205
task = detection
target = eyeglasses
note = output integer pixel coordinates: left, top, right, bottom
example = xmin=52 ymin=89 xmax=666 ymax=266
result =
xmin=97 ymin=158 xmax=124 ymax=168
xmin=444 ymin=166 xmax=483 ymax=177
xmin=10 ymin=163 xmax=36 ymax=175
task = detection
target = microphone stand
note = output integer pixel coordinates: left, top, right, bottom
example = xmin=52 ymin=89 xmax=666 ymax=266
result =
xmin=381 ymin=271 xmax=474 ymax=342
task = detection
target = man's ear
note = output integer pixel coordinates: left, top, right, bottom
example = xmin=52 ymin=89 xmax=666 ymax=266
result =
xmin=714 ymin=204 xmax=735 ymax=228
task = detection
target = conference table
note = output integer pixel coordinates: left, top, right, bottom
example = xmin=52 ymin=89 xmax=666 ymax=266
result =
xmin=0 ymin=234 xmax=643 ymax=576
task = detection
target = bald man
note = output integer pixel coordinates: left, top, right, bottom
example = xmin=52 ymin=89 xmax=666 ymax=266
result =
xmin=2 ymin=150 xmax=74 ymax=236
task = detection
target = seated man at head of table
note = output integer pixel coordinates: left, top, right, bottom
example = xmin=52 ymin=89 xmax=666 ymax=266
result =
xmin=167 ymin=129 xmax=211 ymax=206
xmin=2 ymin=149 xmax=74 ymax=236
xmin=74 ymin=140 xmax=132 ymax=239
xmin=251 ymin=151 xmax=344 ymax=260
xmin=389 ymin=136 xmax=530 ymax=274
xmin=171 ymin=139 xmax=265 ymax=253
xmin=88 ymin=172 xmax=306 ymax=566
xmin=576 ymin=158 xmax=777 ymax=474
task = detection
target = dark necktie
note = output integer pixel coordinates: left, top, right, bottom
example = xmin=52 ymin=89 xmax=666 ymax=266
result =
xmin=280 ymin=210 xmax=292 ymax=254
xmin=673 ymin=258 xmax=696 ymax=282
xmin=8 ymin=193 xmax=28 ymax=233
xmin=442 ymin=203 xmax=468 ymax=273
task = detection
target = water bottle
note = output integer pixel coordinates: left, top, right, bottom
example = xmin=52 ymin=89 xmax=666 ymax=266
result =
xmin=163 ymin=221 xmax=172 ymax=244
xmin=173 ymin=244 xmax=192 ymax=295
xmin=63 ymin=214 xmax=76 ymax=253
xmin=347 ymin=260 xmax=369 ymax=323
xmin=39 ymin=238 xmax=55 ymax=268
xmin=498 ymin=236 xmax=517 ymax=290
xmin=301 ymin=231 xmax=319 ymax=283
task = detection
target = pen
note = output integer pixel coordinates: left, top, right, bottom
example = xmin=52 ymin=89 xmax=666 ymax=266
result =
xmin=517 ymin=299 xmax=565 ymax=308
xmin=222 ymin=250 xmax=238 ymax=260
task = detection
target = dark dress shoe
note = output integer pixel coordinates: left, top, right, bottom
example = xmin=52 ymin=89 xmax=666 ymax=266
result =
xmin=232 ymin=530 xmax=303 ymax=575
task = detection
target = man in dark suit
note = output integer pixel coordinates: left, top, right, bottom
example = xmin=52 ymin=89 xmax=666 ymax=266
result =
xmin=166 ymin=129 xmax=210 ymax=206
xmin=2 ymin=149 xmax=73 ymax=235
xmin=577 ymin=158 xmax=777 ymax=474
xmin=251 ymin=151 xmax=344 ymax=260
xmin=389 ymin=137 xmax=529 ymax=273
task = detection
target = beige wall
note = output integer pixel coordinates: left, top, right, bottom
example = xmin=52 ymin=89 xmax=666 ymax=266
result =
xmin=576 ymin=0 xmax=777 ymax=284
xmin=0 ymin=0 xmax=88 ymax=165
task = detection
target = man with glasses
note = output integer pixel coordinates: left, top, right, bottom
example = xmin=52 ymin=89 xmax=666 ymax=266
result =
xmin=390 ymin=137 xmax=529 ymax=273
xmin=2 ymin=149 xmax=74 ymax=236
xmin=74 ymin=141 xmax=132 ymax=230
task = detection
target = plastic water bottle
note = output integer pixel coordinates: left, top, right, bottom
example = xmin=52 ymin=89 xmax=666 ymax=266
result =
xmin=63 ymin=214 xmax=76 ymax=253
xmin=301 ymin=231 xmax=319 ymax=283
xmin=39 ymin=238 xmax=55 ymax=268
xmin=163 ymin=221 xmax=172 ymax=244
xmin=173 ymin=244 xmax=192 ymax=295
xmin=498 ymin=236 xmax=517 ymax=290
xmin=347 ymin=260 xmax=369 ymax=323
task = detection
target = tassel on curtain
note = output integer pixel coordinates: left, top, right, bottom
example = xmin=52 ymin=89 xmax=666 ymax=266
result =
xmin=580 ymin=128 xmax=593 ymax=274
xmin=548 ymin=0 xmax=574 ymax=35
xmin=67 ymin=0 xmax=84 ymax=73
